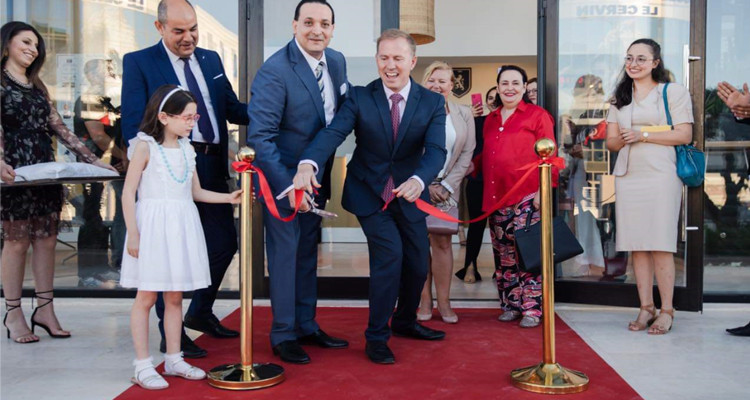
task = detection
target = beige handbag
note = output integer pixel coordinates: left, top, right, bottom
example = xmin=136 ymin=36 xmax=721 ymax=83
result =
xmin=426 ymin=198 xmax=459 ymax=235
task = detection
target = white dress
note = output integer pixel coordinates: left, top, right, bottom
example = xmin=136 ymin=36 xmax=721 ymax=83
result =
xmin=119 ymin=132 xmax=211 ymax=291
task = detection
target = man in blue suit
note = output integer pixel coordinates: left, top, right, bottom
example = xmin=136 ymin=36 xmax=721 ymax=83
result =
xmin=121 ymin=0 xmax=249 ymax=358
xmin=246 ymin=0 xmax=349 ymax=364
xmin=294 ymin=29 xmax=448 ymax=364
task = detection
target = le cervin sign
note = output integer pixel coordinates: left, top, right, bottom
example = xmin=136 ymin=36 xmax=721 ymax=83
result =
xmin=89 ymin=0 xmax=147 ymax=12
xmin=561 ymin=0 xmax=690 ymax=21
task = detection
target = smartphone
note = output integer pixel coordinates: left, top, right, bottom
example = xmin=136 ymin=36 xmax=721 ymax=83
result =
xmin=470 ymin=93 xmax=483 ymax=108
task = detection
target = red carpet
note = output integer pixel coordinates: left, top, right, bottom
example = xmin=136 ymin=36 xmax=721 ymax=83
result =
xmin=115 ymin=307 xmax=642 ymax=400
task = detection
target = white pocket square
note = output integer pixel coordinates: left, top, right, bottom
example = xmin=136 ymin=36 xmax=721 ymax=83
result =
xmin=213 ymin=73 xmax=224 ymax=80
xmin=340 ymin=83 xmax=347 ymax=95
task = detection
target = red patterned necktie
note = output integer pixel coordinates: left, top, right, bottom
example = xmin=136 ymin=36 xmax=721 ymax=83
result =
xmin=381 ymin=92 xmax=403 ymax=204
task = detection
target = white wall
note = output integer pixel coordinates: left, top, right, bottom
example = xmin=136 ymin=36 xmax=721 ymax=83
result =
xmin=418 ymin=0 xmax=537 ymax=57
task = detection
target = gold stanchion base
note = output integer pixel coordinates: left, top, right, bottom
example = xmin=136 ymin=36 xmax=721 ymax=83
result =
xmin=510 ymin=362 xmax=589 ymax=394
xmin=207 ymin=363 xmax=285 ymax=390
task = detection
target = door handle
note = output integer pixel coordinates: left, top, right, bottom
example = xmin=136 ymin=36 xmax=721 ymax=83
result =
xmin=683 ymin=44 xmax=702 ymax=91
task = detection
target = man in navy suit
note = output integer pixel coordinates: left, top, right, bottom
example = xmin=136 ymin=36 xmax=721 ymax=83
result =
xmin=246 ymin=0 xmax=349 ymax=364
xmin=121 ymin=0 xmax=249 ymax=358
xmin=294 ymin=29 xmax=448 ymax=364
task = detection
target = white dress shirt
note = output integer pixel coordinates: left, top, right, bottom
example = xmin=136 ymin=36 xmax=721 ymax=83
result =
xmin=162 ymin=41 xmax=220 ymax=144
xmin=437 ymin=113 xmax=457 ymax=194
xmin=295 ymin=38 xmax=335 ymax=126
xmin=382 ymin=80 xmax=424 ymax=190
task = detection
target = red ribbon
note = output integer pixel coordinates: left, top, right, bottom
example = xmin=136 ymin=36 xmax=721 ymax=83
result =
xmin=384 ymin=157 xmax=565 ymax=224
xmin=232 ymin=161 xmax=303 ymax=222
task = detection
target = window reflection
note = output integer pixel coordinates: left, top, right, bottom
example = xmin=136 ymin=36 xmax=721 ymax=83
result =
xmin=3 ymin=0 xmax=241 ymax=292
xmin=557 ymin=0 xmax=691 ymax=286
xmin=703 ymin=0 xmax=750 ymax=294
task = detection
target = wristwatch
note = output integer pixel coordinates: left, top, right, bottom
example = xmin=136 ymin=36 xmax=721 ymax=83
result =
xmin=641 ymin=131 xmax=649 ymax=142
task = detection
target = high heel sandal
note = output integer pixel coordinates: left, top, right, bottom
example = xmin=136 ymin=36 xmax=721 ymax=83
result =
xmin=30 ymin=290 xmax=71 ymax=338
xmin=3 ymin=298 xmax=39 ymax=344
xmin=463 ymin=265 xmax=477 ymax=284
xmin=628 ymin=304 xmax=657 ymax=331
xmin=437 ymin=305 xmax=458 ymax=324
xmin=417 ymin=301 xmax=433 ymax=321
xmin=648 ymin=309 xmax=674 ymax=335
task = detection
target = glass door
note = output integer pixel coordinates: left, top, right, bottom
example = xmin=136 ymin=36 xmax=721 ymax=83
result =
xmin=545 ymin=0 xmax=704 ymax=310
xmin=703 ymin=0 xmax=750 ymax=299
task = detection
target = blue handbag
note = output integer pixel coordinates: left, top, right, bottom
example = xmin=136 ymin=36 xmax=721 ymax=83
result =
xmin=663 ymin=83 xmax=705 ymax=187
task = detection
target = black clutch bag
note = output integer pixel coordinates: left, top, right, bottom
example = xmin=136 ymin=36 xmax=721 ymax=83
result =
xmin=515 ymin=212 xmax=584 ymax=274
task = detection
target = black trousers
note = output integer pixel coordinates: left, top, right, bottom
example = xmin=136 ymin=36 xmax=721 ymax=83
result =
xmin=456 ymin=178 xmax=486 ymax=281
xmin=358 ymin=200 xmax=429 ymax=342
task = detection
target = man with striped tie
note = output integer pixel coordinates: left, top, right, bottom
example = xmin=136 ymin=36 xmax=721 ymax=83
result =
xmin=246 ymin=0 xmax=349 ymax=364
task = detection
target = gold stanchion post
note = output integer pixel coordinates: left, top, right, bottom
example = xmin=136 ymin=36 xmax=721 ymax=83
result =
xmin=207 ymin=147 xmax=285 ymax=390
xmin=510 ymin=138 xmax=589 ymax=394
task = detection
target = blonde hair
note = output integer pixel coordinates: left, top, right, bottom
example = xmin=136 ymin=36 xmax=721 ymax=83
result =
xmin=377 ymin=28 xmax=417 ymax=56
xmin=422 ymin=60 xmax=455 ymax=86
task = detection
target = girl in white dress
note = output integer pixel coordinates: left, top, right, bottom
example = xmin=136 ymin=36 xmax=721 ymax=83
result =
xmin=121 ymin=85 xmax=241 ymax=390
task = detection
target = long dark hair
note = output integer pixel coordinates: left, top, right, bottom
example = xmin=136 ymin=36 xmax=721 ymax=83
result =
xmin=0 ymin=21 xmax=48 ymax=97
xmin=611 ymin=38 xmax=670 ymax=109
xmin=139 ymin=85 xmax=197 ymax=144
xmin=494 ymin=65 xmax=532 ymax=108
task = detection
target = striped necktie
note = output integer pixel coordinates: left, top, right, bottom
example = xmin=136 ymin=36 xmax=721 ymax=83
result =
xmin=381 ymin=92 xmax=404 ymax=204
xmin=315 ymin=61 xmax=325 ymax=103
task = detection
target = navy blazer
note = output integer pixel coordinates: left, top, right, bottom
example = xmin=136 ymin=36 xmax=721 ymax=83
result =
xmin=246 ymin=40 xmax=348 ymax=197
xmin=121 ymin=42 xmax=248 ymax=168
xmin=302 ymin=78 xmax=447 ymax=222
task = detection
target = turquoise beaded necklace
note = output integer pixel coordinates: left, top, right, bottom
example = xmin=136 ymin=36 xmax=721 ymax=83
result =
xmin=157 ymin=140 xmax=189 ymax=184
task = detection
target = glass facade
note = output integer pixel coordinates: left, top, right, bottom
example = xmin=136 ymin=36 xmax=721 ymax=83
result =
xmin=703 ymin=0 xmax=750 ymax=294
xmin=1 ymin=0 xmax=747 ymax=301
xmin=555 ymin=0 xmax=691 ymax=287
xmin=2 ymin=0 xmax=241 ymax=292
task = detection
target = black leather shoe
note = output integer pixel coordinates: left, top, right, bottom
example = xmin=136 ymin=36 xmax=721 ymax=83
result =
xmin=727 ymin=321 xmax=750 ymax=336
xmin=159 ymin=331 xmax=207 ymax=359
xmin=365 ymin=340 xmax=395 ymax=364
xmin=184 ymin=314 xmax=239 ymax=338
xmin=392 ymin=322 xmax=446 ymax=341
xmin=298 ymin=329 xmax=349 ymax=348
xmin=272 ymin=340 xmax=310 ymax=364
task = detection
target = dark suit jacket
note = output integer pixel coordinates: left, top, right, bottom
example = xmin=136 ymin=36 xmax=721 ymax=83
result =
xmin=121 ymin=42 xmax=248 ymax=177
xmin=302 ymin=78 xmax=447 ymax=222
xmin=246 ymin=40 xmax=348 ymax=200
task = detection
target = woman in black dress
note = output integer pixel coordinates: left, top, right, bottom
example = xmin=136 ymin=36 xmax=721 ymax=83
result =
xmin=1 ymin=22 xmax=115 ymax=343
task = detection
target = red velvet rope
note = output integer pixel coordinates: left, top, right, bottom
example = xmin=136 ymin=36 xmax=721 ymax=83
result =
xmin=234 ymin=156 xmax=564 ymax=224
xmin=383 ymin=157 xmax=565 ymax=223
xmin=232 ymin=161 xmax=303 ymax=222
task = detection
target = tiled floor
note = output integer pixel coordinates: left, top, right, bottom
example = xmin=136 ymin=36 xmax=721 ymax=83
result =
xmin=1 ymin=299 xmax=748 ymax=400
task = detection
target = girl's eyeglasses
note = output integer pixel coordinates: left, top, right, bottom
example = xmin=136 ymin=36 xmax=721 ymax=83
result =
xmin=166 ymin=113 xmax=200 ymax=123
xmin=624 ymin=56 xmax=653 ymax=66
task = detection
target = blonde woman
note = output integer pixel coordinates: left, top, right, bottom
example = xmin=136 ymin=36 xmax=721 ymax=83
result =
xmin=417 ymin=61 xmax=476 ymax=323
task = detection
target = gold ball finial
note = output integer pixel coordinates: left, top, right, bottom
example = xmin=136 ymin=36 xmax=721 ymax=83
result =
xmin=534 ymin=138 xmax=556 ymax=159
xmin=236 ymin=146 xmax=256 ymax=163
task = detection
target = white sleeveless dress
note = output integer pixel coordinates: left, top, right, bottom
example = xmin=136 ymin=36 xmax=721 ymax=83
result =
xmin=120 ymin=132 xmax=211 ymax=291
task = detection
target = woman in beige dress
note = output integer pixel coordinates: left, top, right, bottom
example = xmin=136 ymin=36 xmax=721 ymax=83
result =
xmin=417 ymin=61 xmax=476 ymax=323
xmin=606 ymin=39 xmax=694 ymax=335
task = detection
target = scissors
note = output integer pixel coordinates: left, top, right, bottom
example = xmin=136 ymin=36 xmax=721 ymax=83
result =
xmin=309 ymin=205 xmax=338 ymax=219
xmin=301 ymin=194 xmax=338 ymax=219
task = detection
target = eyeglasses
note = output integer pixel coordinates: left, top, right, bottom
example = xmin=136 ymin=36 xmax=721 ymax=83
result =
xmin=166 ymin=113 xmax=200 ymax=123
xmin=624 ymin=56 xmax=654 ymax=66
xmin=528 ymin=89 xmax=538 ymax=94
